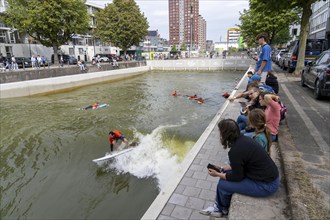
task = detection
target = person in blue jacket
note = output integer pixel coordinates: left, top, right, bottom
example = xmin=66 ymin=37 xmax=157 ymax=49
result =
xmin=255 ymin=33 xmax=272 ymax=83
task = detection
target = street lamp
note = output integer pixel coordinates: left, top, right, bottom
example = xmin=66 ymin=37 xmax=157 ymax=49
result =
xmin=190 ymin=1 xmax=194 ymax=58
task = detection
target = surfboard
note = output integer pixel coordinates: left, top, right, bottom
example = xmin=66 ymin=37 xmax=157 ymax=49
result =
xmin=92 ymin=148 xmax=133 ymax=163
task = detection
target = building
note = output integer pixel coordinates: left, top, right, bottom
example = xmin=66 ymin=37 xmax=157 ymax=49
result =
xmin=198 ymin=15 xmax=206 ymax=52
xmin=169 ymin=0 xmax=199 ymax=50
xmin=309 ymin=0 xmax=330 ymax=47
xmin=0 ymin=0 xmax=120 ymax=61
xmin=141 ymin=30 xmax=170 ymax=52
xmin=206 ymin=40 xmax=214 ymax=52
xmin=227 ymin=28 xmax=240 ymax=44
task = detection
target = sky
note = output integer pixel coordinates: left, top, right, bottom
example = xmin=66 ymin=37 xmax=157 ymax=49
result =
xmin=88 ymin=0 xmax=249 ymax=42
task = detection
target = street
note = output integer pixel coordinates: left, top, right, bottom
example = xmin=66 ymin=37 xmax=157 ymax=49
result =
xmin=274 ymin=65 xmax=330 ymax=214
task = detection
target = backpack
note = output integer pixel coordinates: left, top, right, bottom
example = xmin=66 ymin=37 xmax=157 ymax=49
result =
xmin=279 ymin=101 xmax=287 ymax=121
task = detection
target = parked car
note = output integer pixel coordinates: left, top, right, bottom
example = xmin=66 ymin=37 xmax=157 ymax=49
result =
xmin=51 ymin=54 xmax=78 ymax=65
xmin=301 ymin=50 xmax=330 ymax=99
xmin=284 ymin=39 xmax=327 ymax=73
xmin=93 ymin=54 xmax=110 ymax=62
xmin=278 ymin=52 xmax=288 ymax=69
xmin=275 ymin=49 xmax=287 ymax=65
xmin=16 ymin=57 xmax=32 ymax=68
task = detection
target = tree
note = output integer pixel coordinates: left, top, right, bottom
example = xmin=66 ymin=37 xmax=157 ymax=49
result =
xmin=94 ymin=0 xmax=149 ymax=54
xmin=238 ymin=0 xmax=300 ymax=47
xmin=254 ymin=0 xmax=322 ymax=75
xmin=2 ymin=0 xmax=90 ymax=64
xmin=171 ymin=45 xmax=177 ymax=52
xmin=180 ymin=43 xmax=187 ymax=51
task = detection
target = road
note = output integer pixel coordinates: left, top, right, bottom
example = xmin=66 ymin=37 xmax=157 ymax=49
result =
xmin=273 ymin=65 xmax=330 ymax=212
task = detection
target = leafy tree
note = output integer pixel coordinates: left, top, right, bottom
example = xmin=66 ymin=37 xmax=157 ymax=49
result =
xmin=94 ymin=0 xmax=149 ymax=54
xmin=238 ymin=0 xmax=300 ymax=47
xmin=171 ymin=45 xmax=177 ymax=52
xmin=254 ymin=0 xmax=322 ymax=75
xmin=2 ymin=0 xmax=90 ymax=64
xmin=180 ymin=42 xmax=187 ymax=51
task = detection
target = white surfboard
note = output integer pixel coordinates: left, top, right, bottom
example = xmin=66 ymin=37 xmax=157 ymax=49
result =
xmin=92 ymin=148 xmax=134 ymax=163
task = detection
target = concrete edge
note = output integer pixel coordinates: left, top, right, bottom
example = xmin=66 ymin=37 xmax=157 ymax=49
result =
xmin=141 ymin=67 xmax=253 ymax=220
xmin=0 ymin=66 xmax=150 ymax=98
xmin=277 ymin=121 xmax=309 ymax=220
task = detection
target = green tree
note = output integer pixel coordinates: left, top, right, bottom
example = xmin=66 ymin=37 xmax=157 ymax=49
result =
xmin=254 ymin=0 xmax=322 ymax=75
xmin=238 ymin=0 xmax=299 ymax=47
xmin=2 ymin=0 xmax=90 ymax=64
xmin=180 ymin=42 xmax=187 ymax=51
xmin=171 ymin=45 xmax=177 ymax=52
xmin=94 ymin=0 xmax=149 ymax=54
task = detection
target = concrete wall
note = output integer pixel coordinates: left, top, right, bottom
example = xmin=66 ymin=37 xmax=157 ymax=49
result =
xmin=0 ymin=61 xmax=147 ymax=84
xmin=0 ymin=66 xmax=150 ymax=98
xmin=148 ymin=58 xmax=255 ymax=71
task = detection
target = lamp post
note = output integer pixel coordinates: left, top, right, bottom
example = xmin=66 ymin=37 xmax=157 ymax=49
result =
xmin=190 ymin=1 xmax=194 ymax=58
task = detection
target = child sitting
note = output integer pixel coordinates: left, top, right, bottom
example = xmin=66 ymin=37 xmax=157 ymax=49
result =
xmin=247 ymin=109 xmax=272 ymax=153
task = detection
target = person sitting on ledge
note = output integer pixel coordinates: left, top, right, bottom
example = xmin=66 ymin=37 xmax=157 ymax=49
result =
xmin=200 ymin=119 xmax=279 ymax=218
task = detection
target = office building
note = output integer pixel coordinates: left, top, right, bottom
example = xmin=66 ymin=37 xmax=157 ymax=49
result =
xmin=309 ymin=0 xmax=330 ymax=46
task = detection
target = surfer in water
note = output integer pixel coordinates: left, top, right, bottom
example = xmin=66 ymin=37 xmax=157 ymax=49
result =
xmin=82 ymin=102 xmax=99 ymax=110
xmin=109 ymin=130 xmax=129 ymax=153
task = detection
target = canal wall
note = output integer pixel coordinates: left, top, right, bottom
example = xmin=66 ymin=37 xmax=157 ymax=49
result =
xmin=148 ymin=58 xmax=255 ymax=71
xmin=0 ymin=61 xmax=147 ymax=84
xmin=0 ymin=66 xmax=149 ymax=98
xmin=0 ymin=58 xmax=256 ymax=99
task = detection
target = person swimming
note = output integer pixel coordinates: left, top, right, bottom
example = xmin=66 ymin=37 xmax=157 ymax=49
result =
xmin=82 ymin=102 xmax=100 ymax=110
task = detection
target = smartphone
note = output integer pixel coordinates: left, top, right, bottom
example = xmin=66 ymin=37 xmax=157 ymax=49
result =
xmin=207 ymin=163 xmax=221 ymax=172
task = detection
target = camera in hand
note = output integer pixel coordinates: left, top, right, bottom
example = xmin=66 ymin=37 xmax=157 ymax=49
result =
xmin=207 ymin=163 xmax=221 ymax=172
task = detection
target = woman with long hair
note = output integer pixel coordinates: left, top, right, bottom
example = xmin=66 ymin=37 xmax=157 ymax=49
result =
xmin=248 ymin=109 xmax=272 ymax=153
xmin=200 ymin=119 xmax=279 ymax=217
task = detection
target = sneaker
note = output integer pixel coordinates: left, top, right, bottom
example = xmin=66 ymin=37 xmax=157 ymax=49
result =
xmin=200 ymin=203 xmax=220 ymax=217
xmin=222 ymin=207 xmax=229 ymax=216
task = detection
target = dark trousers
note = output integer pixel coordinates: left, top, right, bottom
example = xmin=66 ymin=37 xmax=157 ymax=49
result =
xmin=216 ymin=176 xmax=280 ymax=212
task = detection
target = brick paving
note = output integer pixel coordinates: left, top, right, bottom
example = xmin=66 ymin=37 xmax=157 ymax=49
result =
xmin=142 ymin=71 xmax=246 ymax=220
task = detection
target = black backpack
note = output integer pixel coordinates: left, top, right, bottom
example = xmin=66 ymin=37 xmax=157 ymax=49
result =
xmin=279 ymin=101 xmax=287 ymax=121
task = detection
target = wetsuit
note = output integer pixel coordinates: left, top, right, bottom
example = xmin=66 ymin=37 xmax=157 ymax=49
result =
xmin=109 ymin=130 xmax=125 ymax=151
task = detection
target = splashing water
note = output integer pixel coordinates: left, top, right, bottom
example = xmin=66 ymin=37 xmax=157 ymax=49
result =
xmin=107 ymin=123 xmax=194 ymax=190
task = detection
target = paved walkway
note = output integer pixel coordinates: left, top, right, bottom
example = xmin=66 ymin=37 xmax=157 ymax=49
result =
xmin=142 ymin=70 xmax=288 ymax=219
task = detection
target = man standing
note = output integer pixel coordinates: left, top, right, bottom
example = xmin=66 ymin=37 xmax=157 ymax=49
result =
xmin=255 ymin=33 xmax=272 ymax=82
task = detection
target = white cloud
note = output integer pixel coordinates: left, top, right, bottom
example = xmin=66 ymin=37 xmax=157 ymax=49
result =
xmin=89 ymin=0 xmax=249 ymax=42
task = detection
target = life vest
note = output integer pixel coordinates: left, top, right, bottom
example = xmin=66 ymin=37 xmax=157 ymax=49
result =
xmin=109 ymin=130 xmax=123 ymax=144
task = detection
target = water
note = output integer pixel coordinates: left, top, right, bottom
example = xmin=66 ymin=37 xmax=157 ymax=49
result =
xmin=0 ymin=70 xmax=242 ymax=219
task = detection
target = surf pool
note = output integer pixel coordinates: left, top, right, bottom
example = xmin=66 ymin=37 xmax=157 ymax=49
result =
xmin=1 ymin=70 xmax=242 ymax=219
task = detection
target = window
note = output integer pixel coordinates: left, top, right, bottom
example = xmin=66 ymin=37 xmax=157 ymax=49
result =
xmin=317 ymin=52 xmax=330 ymax=65
xmin=0 ymin=30 xmax=6 ymax=43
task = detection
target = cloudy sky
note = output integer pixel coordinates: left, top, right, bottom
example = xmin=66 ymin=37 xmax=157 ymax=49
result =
xmin=89 ymin=0 xmax=249 ymax=42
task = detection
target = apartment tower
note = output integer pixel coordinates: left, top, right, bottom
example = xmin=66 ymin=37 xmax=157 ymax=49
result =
xmin=169 ymin=0 xmax=199 ymax=49
xmin=198 ymin=15 xmax=206 ymax=51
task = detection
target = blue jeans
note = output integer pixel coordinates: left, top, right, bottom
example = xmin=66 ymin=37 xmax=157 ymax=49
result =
xmin=236 ymin=115 xmax=248 ymax=130
xmin=271 ymin=134 xmax=278 ymax=142
xmin=215 ymin=176 xmax=280 ymax=212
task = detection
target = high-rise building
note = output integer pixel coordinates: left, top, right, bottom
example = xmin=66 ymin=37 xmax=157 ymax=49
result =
xmin=198 ymin=15 xmax=206 ymax=51
xmin=169 ymin=0 xmax=199 ymax=49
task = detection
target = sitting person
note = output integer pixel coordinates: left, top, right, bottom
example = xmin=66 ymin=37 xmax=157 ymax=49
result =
xmin=250 ymin=74 xmax=274 ymax=94
xmin=228 ymin=83 xmax=259 ymax=102
xmin=235 ymin=86 xmax=263 ymax=131
xmin=259 ymin=93 xmax=281 ymax=142
xmin=108 ymin=130 xmax=129 ymax=152
xmin=265 ymin=71 xmax=279 ymax=94
xmin=200 ymin=119 xmax=280 ymax=217
xmin=247 ymin=109 xmax=272 ymax=153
